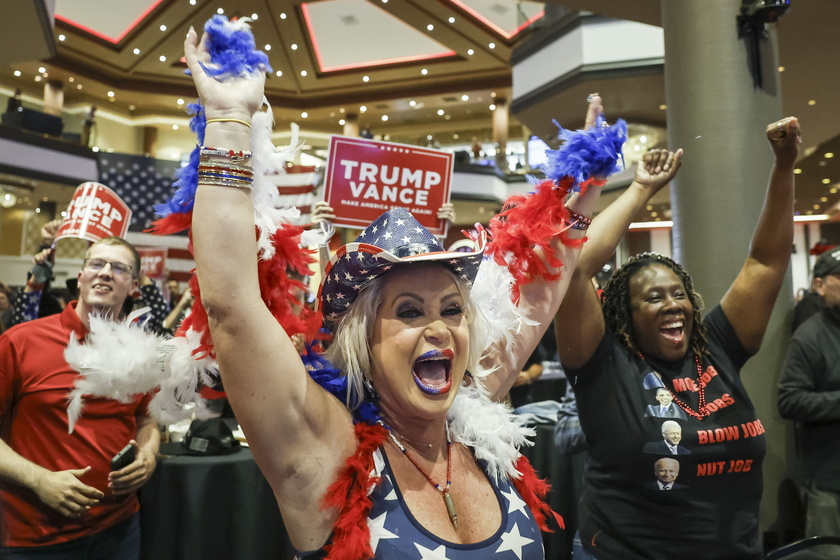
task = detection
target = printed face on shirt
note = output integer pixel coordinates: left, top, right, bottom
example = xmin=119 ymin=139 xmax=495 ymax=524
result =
xmin=654 ymin=458 xmax=680 ymax=484
xmin=369 ymin=264 xmax=469 ymax=422
xmin=629 ymin=264 xmax=694 ymax=362
xmin=816 ymin=273 xmax=840 ymax=308
xmin=662 ymin=422 xmax=682 ymax=445
xmin=76 ymin=243 xmax=138 ymax=319
xmin=655 ymin=388 xmax=673 ymax=407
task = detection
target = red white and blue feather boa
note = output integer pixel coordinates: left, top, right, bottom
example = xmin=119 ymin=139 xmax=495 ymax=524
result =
xmin=62 ymin=16 xmax=628 ymax=559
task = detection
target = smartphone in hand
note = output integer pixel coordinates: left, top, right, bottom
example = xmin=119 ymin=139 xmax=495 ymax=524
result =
xmin=110 ymin=443 xmax=136 ymax=472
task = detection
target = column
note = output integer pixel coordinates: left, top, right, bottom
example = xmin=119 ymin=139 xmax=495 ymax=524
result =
xmin=661 ymin=0 xmax=792 ymax=538
xmin=492 ymin=98 xmax=509 ymax=171
xmin=43 ymin=80 xmax=64 ymax=116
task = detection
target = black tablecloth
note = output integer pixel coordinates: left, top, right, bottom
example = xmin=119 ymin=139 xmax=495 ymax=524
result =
xmin=520 ymin=423 xmax=588 ymax=560
xmin=139 ymin=442 xmax=293 ymax=560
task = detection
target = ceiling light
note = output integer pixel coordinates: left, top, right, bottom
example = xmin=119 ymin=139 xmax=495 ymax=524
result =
xmin=77 ymin=84 xmax=82 ymax=89
xmin=160 ymin=24 xmax=167 ymax=31
xmin=301 ymin=112 xmax=308 ymax=118
xmin=427 ymin=24 xmax=434 ymax=31
xmin=449 ymin=17 xmax=455 ymax=23
xmin=189 ymin=0 xmax=196 ymax=4
xmin=489 ymin=104 xmax=496 ymax=111
xmin=177 ymin=98 xmax=184 ymax=105
xmin=778 ymin=66 xmax=785 ymax=72
xmin=160 ymin=55 xmax=167 ymax=62
xmin=265 ymin=44 xmax=272 ymax=50
xmin=488 ymin=42 xmax=496 ymax=49
xmin=35 ymin=207 xmax=41 ymax=214
xmin=659 ymin=104 xmax=667 ymax=110
xmin=68 ymin=76 xmax=74 ymax=82
xmin=251 ymin=13 xmax=259 ymax=20
xmin=409 ymin=100 xmax=416 ymax=107
xmin=360 ymin=106 xmax=367 ymax=113
xmin=825 ymin=153 xmax=835 ymax=159
xmin=340 ymin=108 xmax=345 ymax=113
xmin=821 ymin=197 xmax=828 ymax=202
xmin=129 ymin=105 xmax=136 ymax=111
xmin=453 ymin=133 xmax=459 ymax=139
xmin=107 ymin=91 xmax=115 ymax=97
xmin=437 ymin=109 xmax=444 ymax=116
xmin=808 ymin=100 xmax=816 ymax=106
xmin=427 ymin=135 xmax=433 ymax=141
xmin=38 ymin=66 xmax=46 ymax=73
xmin=217 ymin=8 xmax=224 ymax=15
xmin=634 ymin=145 xmax=640 ymax=151
xmin=467 ymin=49 xmax=474 ymax=55
xmin=339 ymin=119 xmax=345 ymax=125
xmin=58 ymin=34 xmax=66 ymax=41
xmin=813 ymin=204 xmax=821 ymax=210
xmin=92 ymin=146 xmax=99 ymax=152
xmin=291 ymin=44 xmax=298 ymax=50
xmin=381 ymin=115 xmax=388 ymax=121
xmin=421 ymin=69 xmax=428 ymax=75
xmin=275 ymin=70 xmax=283 ymax=77
xmin=280 ymin=13 xmax=287 ymax=19
xmin=173 ymin=125 xmax=179 ymax=130
xmin=13 ymin=70 xmax=21 ymax=77
xmin=794 ymin=168 xmax=802 ymax=174
xmin=362 ymin=75 xmax=370 ymax=82
xmin=133 ymin=48 xmax=141 ymax=55
xmin=822 ymin=178 xmax=831 ymax=184
xmin=640 ymin=135 xmax=648 ymax=143
xmin=300 ymin=70 xmax=307 ymax=77
xmin=0 ymin=192 xmax=17 ymax=208
xmin=34 ymin=76 xmax=42 ymax=82
xmin=461 ymin=94 xmax=469 ymax=101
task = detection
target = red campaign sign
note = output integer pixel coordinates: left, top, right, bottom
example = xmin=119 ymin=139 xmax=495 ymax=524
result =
xmin=55 ymin=182 xmax=132 ymax=243
xmin=323 ymin=136 xmax=453 ymax=236
xmin=137 ymin=247 xmax=167 ymax=278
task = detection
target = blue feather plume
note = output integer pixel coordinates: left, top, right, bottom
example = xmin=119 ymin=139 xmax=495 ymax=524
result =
xmin=154 ymin=102 xmax=205 ymax=218
xmin=543 ymin=115 xmax=627 ymax=187
xmin=194 ymin=15 xmax=272 ymax=79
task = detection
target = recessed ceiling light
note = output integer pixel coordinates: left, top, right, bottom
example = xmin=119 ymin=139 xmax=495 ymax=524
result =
xmin=362 ymin=75 xmax=370 ymax=82
xmin=189 ymin=0 xmax=196 ymax=4
xmin=794 ymin=168 xmax=802 ymax=174
xmin=339 ymin=119 xmax=345 ymax=125
xmin=489 ymin=104 xmax=496 ymax=111
xmin=160 ymin=55 xmax=167 ymax=62
xmin=275 ymin=70 xmax=283 ymax=77
xmin=251 ymin=13 xmax=259 ymax=20
xmin=301 ymin=112 xmax=308 ymax=118
xmin=427 ymin=135 xmax=433 ymax=141
xmin=488 ymin=42 xmax=496 ymax=49
xmin=217 ymin=8 xmax=224 ymax=15
xmin=177 ymin=98 xmax=185 ymax=105
xmin=659 ymin=104 xmax=667 ymax=110
xmin=360 ymin=106 xmax=367 ymax=113
xmin=449 ymin=17 xmax=455 ymax=23
xmin=808 ymin=99 xmax=816 ymax=106
xmin=58 ymin=34 xmax=66 ymax=41
xmin=421 ymin=69 xmax=428 ymax=75
xmin=821 ymin=197 xmax=828 ymax=202
xmin=173 ymin=125 xmax=179 ymax=130
xmin=160 ymin=25 xmax=167 ymax=31
xmin=300 ymin=70 xmax=307 ymax=77
xmin=437 ymin=109 xmax=444 ymax=116
xmin=13 ymin=70 xmax=21 ymax=77
xmin=339 ymin=108 xmax=345 ymax=113
xmin=381 ymin=115 xmax=388 ymax=121
xmin=409 ymin=100 xmax=416 ymax=107
xmin=427 ymin=24 xmax=434 ymax=31
xmin=77 ymin=84 xmax=82 ymax=89
xmin=453 ymin=133 xmax=459 ymax=139
xmin=467 ymin=49 xmax=474 ymax=55
xmin=461 ymin=94 xmax=468 ymax=101
xmin=34 ymin=76 xmax=42 ymax=82
xmin=778 ymin=66 xmax=785 ymax=72
xmin=825 ymin=153 xmax=835 ymax=159
xmin=38 ymin=66 xmax=46 ymax=73
xmin=133 ymin=48 xmax=141 ymax=55
xmin=107 ymin=91 xmax=115 ymax=97
xmin=291 ymin=44 xmax=298 ymax=50
xmin=265 ymin=44 xmax=271 ymax=50
xmin=822 ymin=178 xmax=831 ymax=184
xmin=280 ymin=13 xmax=287 ymax=19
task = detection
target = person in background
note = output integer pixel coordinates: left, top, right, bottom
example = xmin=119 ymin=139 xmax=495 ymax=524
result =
xmin=0 ymin=283 xmax=13 ymax=333
xmin=778 ymin=247 xmax=840 ymax=538
xmin=791 ymin=244 xmax=835 ymax=331
xmin=165 ymin=277 xmax=181 ymax=309
xmin=554 ymin=113 xmax=799 ymax=558
xmin=0 ymin=236 xmax=160 ymax=560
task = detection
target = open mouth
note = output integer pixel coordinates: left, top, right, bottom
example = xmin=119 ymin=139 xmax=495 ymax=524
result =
xmin=92 ymin=283 xmax=113 ymax=294
xmin=412 ymin=349 xmax=453 ymax=395
xmin=659 ymin=320 xmax=684 ymax=344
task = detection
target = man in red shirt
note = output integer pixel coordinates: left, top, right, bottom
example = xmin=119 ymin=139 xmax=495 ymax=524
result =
xmin=0 ymin=236 xmax=160 ymax=559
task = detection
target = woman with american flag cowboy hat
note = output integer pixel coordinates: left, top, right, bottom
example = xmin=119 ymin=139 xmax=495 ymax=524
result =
xmin=181 ymin=15 xmax=626 ymax=560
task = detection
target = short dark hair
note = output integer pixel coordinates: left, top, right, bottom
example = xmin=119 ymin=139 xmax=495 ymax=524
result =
xmin=85 ymin=237 xmax=141 ymax=278
xmin=601 ymin=252 xmax=708 ymax=358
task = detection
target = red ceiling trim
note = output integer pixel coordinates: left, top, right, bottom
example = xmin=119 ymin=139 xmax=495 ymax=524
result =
xmin=447 ymin=0 xmax=544 ymax=40
xmin=55 ymin=0 xmax=166 ymax=45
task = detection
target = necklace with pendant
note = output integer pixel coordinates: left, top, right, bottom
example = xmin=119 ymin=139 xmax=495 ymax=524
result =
xmin=379 ymin=420 xmax=458 ymax=529
xmin=640 ymin=353 xmax=710 ymax=420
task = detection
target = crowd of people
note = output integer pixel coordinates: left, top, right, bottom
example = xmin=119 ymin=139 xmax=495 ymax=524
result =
xmin=0 ymin=15 xmax=834 ymax=560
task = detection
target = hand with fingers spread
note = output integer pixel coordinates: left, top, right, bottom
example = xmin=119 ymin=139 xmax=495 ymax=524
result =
xmin=33 ymin=466 xmax=104 ymax=519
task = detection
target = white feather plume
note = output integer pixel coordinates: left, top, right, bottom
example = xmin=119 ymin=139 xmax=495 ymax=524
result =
xmin=448 ymin=383 xmax=534 ymax=482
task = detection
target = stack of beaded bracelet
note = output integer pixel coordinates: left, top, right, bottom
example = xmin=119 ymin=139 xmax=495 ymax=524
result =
xmin=566 ymin=209 xmax=592 ymax=230
xmin=198 ymin=146 xmax=254 ymax=190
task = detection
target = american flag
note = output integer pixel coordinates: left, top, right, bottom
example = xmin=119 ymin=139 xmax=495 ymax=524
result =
xmin=97 ymin=152 xmax=183 ymax=233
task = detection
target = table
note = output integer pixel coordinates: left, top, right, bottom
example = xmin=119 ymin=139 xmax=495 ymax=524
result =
xmin=520 ymin=423 xmax=588 ymax=560
xmin=139 ymin=442 xmax=294 ymax=560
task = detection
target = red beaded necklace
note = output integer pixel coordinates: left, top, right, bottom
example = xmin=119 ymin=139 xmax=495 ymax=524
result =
xmin=382 ymin=421 xmax=458 ymax=529
xmin=640 ymin=353 xmax=710 ymax=420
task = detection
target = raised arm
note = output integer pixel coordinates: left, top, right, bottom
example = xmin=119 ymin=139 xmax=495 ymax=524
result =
xmin=185 ymin=27 xmax=354 ymax=549
xmin=720 ymin=117 xmax=799 ymax=354
xmin=555 ymin=143 xmax=682 ymax=369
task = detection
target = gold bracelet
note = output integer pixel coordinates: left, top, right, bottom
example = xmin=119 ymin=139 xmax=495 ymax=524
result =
xmin=205 ymin=118 xmax=252 ymax=129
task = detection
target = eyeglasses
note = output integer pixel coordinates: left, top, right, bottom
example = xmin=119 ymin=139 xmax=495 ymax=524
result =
xmin=83 ymin=258 xmax=135 ymax=278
